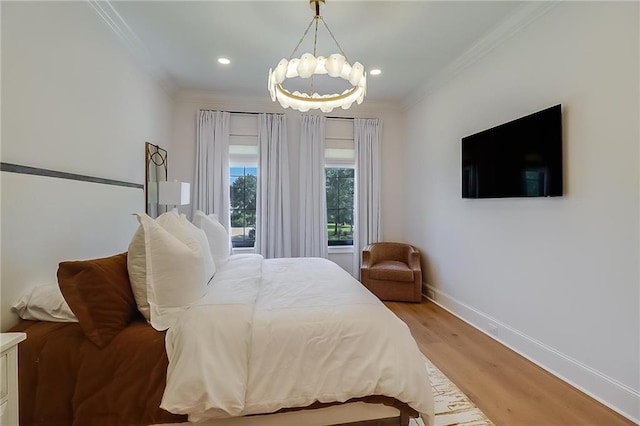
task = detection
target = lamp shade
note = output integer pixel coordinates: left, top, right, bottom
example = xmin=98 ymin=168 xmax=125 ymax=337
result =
xmin=158 ymin=181 xmax=190 ymax=206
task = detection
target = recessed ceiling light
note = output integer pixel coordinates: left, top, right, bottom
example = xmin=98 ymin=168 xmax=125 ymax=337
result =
xmin=370 ymin=68 xmax=382 ymax=76
xmin=217 ymin=57 xmax=231 ymax=65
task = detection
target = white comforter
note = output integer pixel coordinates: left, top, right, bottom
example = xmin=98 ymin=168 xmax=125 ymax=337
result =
xmin=161 ymin=255 xmax=434 ymax=425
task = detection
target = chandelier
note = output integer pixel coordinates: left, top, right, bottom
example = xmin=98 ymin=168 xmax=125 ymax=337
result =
xmin=267 ymin=0 xmax=366 ymax=113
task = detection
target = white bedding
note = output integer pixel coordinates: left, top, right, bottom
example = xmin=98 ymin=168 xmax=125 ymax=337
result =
xmin=161 ymin=255 xmax=434 ymax=425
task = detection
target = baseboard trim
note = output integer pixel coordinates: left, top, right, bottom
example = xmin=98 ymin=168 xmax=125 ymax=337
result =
xmin=422 ymin=283 xmax=640 ymax=424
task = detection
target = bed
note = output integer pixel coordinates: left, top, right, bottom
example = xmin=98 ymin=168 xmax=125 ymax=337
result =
xmin=10 ymin=213 xmax=434 ymax=426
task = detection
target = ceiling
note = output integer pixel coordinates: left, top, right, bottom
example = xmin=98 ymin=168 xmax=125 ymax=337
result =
xmin=108 ymin=1 xmax=524 ymax=103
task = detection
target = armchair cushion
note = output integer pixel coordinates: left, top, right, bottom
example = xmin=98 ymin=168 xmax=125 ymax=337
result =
xmin=369 ymin=261 xmax=414 ymax=282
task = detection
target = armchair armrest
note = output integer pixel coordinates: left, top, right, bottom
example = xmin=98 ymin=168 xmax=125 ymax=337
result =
xmin=407 ymin=246 xmax=421 ymax=272
xmin=361 ymin=244 xmax=374 ymax=269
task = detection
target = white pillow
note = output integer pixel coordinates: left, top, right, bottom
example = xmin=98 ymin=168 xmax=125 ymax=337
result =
xmin=13 ymin=285 xmax=78 ymax=322
xmin=128 ymin=225 xmax=150 ymax=320
xmin=129 ymin=212 xmax=216 ymax=330
xmin=192 ymin=210 xmax=231 ymax=267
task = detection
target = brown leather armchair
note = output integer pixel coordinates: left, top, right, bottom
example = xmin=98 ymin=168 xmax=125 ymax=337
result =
xmin=360 ymin=242 xmax=422 ymax=302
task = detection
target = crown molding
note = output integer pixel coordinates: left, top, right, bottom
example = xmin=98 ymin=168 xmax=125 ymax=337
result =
xmin=404 ymin=1 xmax=558 ymax=110
xmin=86 ymin=0 xmax=178 ymax=96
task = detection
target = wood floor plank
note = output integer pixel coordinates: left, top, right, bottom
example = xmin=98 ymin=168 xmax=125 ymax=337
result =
xmin=384 ymin=299 xmax=635 ymax=426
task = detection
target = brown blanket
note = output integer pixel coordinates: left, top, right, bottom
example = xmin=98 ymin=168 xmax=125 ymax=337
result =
xmin=12 ymin=319 xmax=186 ymax=426
xmin=13 ymin=320 xmax=417 ymax=426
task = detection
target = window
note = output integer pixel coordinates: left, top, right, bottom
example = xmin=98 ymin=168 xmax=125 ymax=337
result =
xmin=229 ymin=113 xmax=258 ymax=249
xmin=326 ymin=167 xmax=354 ymax=246
xmin=325 ymin=118 xmax=355 ymax=247
xmin=230 ymin=166 xmax=257 ymax=248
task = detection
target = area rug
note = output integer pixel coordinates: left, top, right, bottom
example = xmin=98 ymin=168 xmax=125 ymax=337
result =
xmin=410 ymin=356 xmax=495 ymax=426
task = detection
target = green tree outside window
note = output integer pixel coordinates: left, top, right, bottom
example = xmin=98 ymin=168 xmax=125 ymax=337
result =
xmin=326 ymin=167 xmax=354 ymax=246
xmin=230 ymin=167 xmax=257 ymax=248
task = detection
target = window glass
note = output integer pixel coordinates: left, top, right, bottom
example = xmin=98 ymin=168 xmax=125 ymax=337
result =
xmin=230 ymin=166 xmax=257 ymax=248
xmin=326 ymin=167 xmax=354 ymax=246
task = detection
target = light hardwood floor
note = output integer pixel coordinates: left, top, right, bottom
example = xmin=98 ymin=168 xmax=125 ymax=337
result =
xmin=384 ymin=299 xmax=635 ymax=426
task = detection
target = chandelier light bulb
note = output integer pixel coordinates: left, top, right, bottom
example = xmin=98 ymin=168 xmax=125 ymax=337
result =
xmin=297 ymin=53 xmax=317 ymax=79
xmin=325 ymin=53 xmax=346 ymax=77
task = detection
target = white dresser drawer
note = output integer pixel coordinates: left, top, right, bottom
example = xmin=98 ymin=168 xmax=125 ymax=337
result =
xmin=0 ymin=333 xmax=26 ymax=426
xmin=0 ymin=399 xmax=8 ymax=420
xmin=0 ymin=353 xmax=6 ymax=400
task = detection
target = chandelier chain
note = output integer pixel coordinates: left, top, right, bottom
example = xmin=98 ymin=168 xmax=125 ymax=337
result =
xmin=289 ymin=12 xmax=349 ymax=63
xmin=289 ymin=15 xmax=316 ymax=59
xmin=311 ymin=16 xmax=320 ymax=94
xmin=313 ymin=17 xmax=319 ymax=57
xmin=320 ymin=17 xmax=349 ymax=63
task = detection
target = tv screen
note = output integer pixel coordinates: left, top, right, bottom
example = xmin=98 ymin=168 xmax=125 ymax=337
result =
xmin=462 ymin=104 xmax=563 ymax=198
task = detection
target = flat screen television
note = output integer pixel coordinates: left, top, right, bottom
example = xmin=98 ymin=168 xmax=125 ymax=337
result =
xmin=462 ymin=104 xmax=563 ymax=198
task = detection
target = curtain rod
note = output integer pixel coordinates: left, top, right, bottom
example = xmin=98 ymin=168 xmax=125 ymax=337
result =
xmin=199 ymin=110 xmax=376 ymax=121
xmin=199 ymin=109 xmax=261 ymax=115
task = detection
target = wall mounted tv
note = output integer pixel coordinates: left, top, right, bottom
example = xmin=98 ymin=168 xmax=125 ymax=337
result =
xmin=462 ymin=104 xmax=563 ymax=199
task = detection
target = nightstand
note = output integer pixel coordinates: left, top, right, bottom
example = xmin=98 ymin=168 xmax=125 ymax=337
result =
xmin=1 ymin=333 xmax=26 ymax=426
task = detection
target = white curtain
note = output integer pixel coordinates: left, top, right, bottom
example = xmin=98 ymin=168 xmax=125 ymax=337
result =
xmin=255 ymin=113 xmax=292 ymax=258
xmin=192 ymin=110 xmax=231 ymax=229
xmin=298 ymin=115 xmax=328 ymax=258
xmin=353 ymin=118 xmax=382 ymax=278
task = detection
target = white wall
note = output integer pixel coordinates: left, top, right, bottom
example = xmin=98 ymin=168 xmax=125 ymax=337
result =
xmin=170 ymin=91 xmax=406 ymax=274
xmin=405 ymin=2 xmax=639 ymax=421
xmin=1 ymin=2 xmax=173 ymax=330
